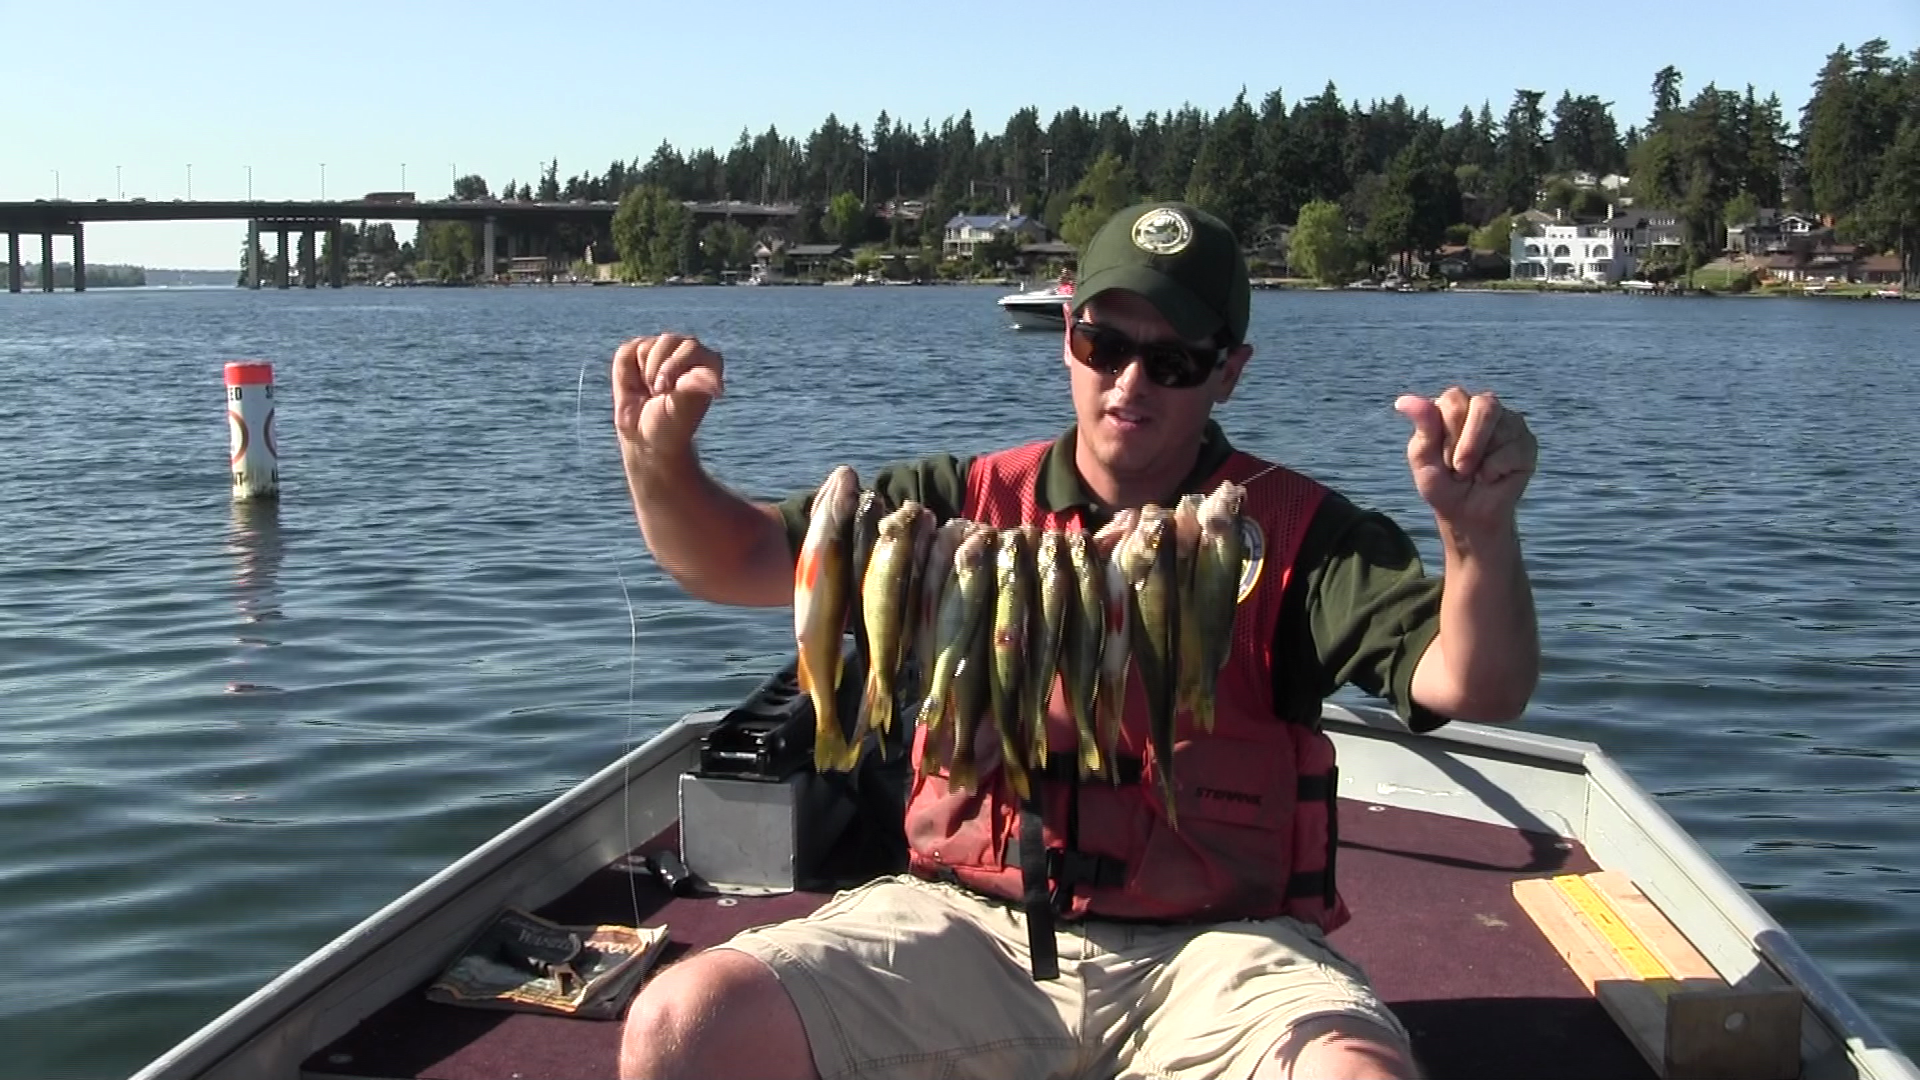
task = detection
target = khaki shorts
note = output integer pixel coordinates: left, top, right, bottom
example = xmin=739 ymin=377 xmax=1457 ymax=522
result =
xmin=719 ymin=873 xmax=1408 ymax=1080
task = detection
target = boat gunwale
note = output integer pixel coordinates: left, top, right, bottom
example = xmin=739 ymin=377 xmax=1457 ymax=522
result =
xmin=127 ymin=711 xmax=725 ymax=1080
xmin=130 ymin=702 xmax=1918 ymax=1080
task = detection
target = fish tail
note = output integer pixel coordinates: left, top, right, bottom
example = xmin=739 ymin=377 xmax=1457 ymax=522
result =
xmin=813 ymin=721 xmax=845 ymax=773
xmin=801 ymin=649 xmax=845 ymax=775
xmin=838 ymin=733 xmax=865 ymax=773
xmin=947 ymin=759 xmax=977 ymax=794
xmin=1078 ymin=732 xmax=1104 ymax=780
xmin=863 ymin=670 xmax=894 ymax=737
xmin=1004 ymin=758 xmax=1031 ymax=802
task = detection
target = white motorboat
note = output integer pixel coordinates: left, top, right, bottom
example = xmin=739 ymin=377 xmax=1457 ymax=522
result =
xmin=997 ymin=283 xmax=1073 ymax=330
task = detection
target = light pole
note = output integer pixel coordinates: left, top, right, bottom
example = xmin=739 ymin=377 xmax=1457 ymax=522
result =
xmin=320 ymin=162 xmax=326 ymax=200
xmin=245 ymin=165 xmax=252 ymax=200
xmin=449 ymin=162 xmax=456 ymax=197
xmin=400 ymin=163 xmax=407 ymax=191
xmin=186 ymin=163 xmax=193 ymax=200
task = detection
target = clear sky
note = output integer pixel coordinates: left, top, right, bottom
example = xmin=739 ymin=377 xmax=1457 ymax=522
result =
xmin=4 ymin=0 xmax=1913 ymax=270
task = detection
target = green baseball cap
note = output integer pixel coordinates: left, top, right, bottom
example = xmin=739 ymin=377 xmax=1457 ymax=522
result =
xmin=1069 ymin=201 xmax=1250 ymax=346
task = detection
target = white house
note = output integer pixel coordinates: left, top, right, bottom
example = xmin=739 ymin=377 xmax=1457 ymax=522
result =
xmin=1510 ymin=221 xmax=1633 ymax=283
xmin=943 ymin=212 xmax=1047 ymax=260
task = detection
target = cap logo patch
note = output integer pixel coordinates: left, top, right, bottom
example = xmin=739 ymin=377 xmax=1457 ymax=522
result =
xmin=1131 ymin=208 xmax=1192 ymax=255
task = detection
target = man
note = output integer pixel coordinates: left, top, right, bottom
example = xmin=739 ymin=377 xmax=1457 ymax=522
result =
xmin=611 ymin=201 xmax=1539 ymax=1080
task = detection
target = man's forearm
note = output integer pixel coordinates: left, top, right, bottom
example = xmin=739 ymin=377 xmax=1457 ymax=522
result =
xmin=624 ymin=443 xmax=793 ymax=608
xmin=1414 ymin=518 xmax=1540 ymax=721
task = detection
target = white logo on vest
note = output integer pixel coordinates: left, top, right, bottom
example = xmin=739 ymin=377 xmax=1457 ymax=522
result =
xmin=1237 ymin=518 xmax=1264 ymax=603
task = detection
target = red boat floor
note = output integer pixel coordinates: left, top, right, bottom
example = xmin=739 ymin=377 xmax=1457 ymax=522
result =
xmin=303 ymin=801 xmax=1653 ymax=1079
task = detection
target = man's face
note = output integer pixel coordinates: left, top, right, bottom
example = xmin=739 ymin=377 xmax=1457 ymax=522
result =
xmin=1063 ymin=290 xmax=1249 ymax=483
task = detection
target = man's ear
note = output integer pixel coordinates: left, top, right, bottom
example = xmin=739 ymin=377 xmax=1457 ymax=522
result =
xmin=1215 ymin=344 xmax=1252 ymax=402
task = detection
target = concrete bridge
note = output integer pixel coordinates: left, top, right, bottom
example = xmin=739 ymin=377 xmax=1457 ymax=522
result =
xmin=0 ymin=197 xmax=803 ymax=291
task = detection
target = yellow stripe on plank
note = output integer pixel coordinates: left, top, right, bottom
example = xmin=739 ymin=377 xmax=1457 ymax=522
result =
xmin=1551 ymin=874 xmax=1674 ymax=984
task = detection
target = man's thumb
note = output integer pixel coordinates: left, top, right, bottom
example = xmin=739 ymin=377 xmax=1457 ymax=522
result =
xmin=1394 ymin=395 xmax=1447 ymax=466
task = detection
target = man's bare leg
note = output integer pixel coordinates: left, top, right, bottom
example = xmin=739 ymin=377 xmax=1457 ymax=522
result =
xmin=1255 ymin=1015 xmax=1421 ymax=1080
xmin=618 ymin=949 xmax=818 ymax=1080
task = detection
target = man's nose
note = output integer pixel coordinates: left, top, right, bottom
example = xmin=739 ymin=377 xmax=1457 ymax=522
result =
xmin=1112 ymin=354 xmax=1152 ymax=393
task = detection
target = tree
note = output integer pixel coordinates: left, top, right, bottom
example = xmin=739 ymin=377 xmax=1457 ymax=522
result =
xmin=1866 ymin=118 xmax=1920 ymax=284
xmin=1291 ymin=199 xmax=1357 ymax=284
xmin=1366 ymin=133 xmax=1460 ymax=274
xmin=1470 ymin=213 xmax=1514 ymax=253
xmin=650 ymin=198 xmax=695 ymax=277
xmin=612 ymin=185 xmax=662 ymax=281
xmin=1059 ymin=151 xmax=1138 ymax=249
xmin=452 ymin=174 xmax=490 ymax=201
xmin=1492 ymin=90 xmax=1548 ymax=212
xmin=417 ymin=220 xmax=474 ymax=280
xmin=1186 ymin=91 xmax=1260 ymax=237
xmin=826 ymin=191 xmax=868 ymax=248
xmin=1723 ymin=191 xmax=1760 ymax=229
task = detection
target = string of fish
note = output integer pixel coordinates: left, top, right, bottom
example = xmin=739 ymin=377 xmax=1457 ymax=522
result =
xmin=793 ymin=465 xmax=1252 ymax=828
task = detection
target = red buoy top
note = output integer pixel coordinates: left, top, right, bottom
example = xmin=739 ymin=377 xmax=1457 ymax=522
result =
xmin=225 ymin=362 xmax=274 ymax=386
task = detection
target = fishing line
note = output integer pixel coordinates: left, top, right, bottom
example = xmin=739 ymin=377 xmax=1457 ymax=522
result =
xmin=573 ymin=356 xmax=646 ymax=934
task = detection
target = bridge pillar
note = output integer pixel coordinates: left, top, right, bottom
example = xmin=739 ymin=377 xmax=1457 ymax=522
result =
xmin=247 ymin=220 xmax=261 ymax=289
xmin=6 ymin=233 xmax=18 ymax=293
xmin=72 ymin=224 xmax=85 ymax=292
xmin=300 ymin=230 xmax=316 ymax=289
xmin=41 ymin=233 xmax=53 ymax=292
xmin=482 ymin=216 xmax=496 ymax=284
xmin=327 ymin=224 xmax=343 ymax=287
xmin=276 ymin=230 xmax=289 ymax=289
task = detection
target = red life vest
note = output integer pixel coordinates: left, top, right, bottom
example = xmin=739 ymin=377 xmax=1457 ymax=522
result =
xmin=904 ymin=439 xmax=1350 ymax=932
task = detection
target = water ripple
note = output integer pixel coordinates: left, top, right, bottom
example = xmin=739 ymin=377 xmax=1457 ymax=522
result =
xmin=0 ymin=285 xmax=1915 ymax=1075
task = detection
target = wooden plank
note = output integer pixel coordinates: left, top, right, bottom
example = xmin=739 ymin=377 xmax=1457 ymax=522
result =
xmin=1584 ymin=870 xmax=1721 ymax=982
xmin=1512 ymin=877 xmax=1636 ymax=994
xmin=1516 ymin=873 xmax=1803 ymax=1080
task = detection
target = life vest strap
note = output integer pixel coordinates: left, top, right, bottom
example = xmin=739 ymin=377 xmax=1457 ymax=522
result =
xmin=1017 ymin=798 xmax=1059 ymax=980
xmin=1035 ymin=755 xmax=1144 ymax=785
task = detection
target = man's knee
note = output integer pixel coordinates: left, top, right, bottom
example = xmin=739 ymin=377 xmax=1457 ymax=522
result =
xmin=619 ymin=948 xmax=814 ymax=1080
xmin=1259 ymin=1013 xmax=1420 ymax=1080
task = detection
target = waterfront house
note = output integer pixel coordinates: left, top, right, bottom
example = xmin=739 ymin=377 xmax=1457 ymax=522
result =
xmin=1017 ymin=240 xmax=1077 ymax=276
xmin=1727 ymin=210 xmax=1828 ymax=255
xmin=1605 ymin=207 xmax=1685 ymax=266
xmin=943 ymin=212 xmax=1048 ymax=261
xmin=1852 ymin=254 xmax=1905 ymax=285
xmin=1432 ymin=245 xmax=1511 ymax=281
xmin=1510 ymin=220 xmax=1632 ymax=283
xmin=786 ymin=243 xmax=850 ymax=276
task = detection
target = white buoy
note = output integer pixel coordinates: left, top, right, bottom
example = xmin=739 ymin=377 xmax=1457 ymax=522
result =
xmin=225 ymin=361 xmax=279 ymax=500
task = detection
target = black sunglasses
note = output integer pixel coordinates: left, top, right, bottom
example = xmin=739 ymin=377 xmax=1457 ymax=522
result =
xmin=1067 ymin=320 xmax=1225 ymax=389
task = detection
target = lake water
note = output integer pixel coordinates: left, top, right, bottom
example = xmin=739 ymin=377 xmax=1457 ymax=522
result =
xmin=0 ymin=284 xmax=1914 ymax=1078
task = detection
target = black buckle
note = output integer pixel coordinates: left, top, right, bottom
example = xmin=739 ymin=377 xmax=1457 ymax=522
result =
xmin=1045 ymin=848 xmax=1128 ymax=890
